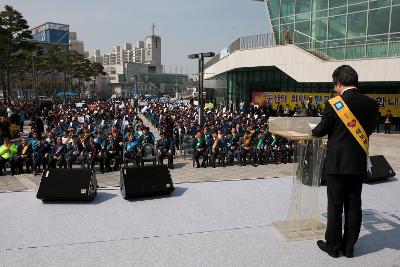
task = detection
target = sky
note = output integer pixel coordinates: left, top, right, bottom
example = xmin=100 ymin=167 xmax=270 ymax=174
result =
xmin=2 ymin=0 xmax=271 ymax=76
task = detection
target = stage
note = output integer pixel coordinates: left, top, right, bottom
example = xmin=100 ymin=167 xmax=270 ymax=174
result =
xmin=0 ymin=176 xmax=399 ymax=266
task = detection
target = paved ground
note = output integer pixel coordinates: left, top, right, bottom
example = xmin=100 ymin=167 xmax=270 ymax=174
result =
xmin=0 ymin=177 xmax=399 ymax=267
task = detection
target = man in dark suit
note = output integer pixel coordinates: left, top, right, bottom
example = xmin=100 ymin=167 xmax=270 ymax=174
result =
xmin=312 ymin=65 xmax=379 ymax=258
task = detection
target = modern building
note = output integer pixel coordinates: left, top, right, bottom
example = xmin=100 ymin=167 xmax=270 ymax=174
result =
xmin=204 ymin=0 xmax=400 ymax=117
xmin=103 ymin=41 xmax=146 ymax=65
xmin=69 ymin=31 xmax=85 ymax=54
xmin=102 ymin=29 xmax=187 ymax=98
xmin=88 ymin=49 xmax=103 ymax=64
xmin=32 ymin=22 xmax=69 ymax=45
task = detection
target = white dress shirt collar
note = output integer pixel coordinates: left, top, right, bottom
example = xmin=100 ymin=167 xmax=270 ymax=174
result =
xmin=341 ymin=86 xmax=357 ymax=95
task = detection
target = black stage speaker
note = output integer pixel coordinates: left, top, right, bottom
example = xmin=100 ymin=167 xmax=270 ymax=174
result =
xmin=37 ymin=169 xmax=97 ymax=201
xmin=120 ymin=165 xmax=174 ymax=199
xmin=319 ymin=155 xmax=395 ymax=185
xmin=365 ymin=155 xmax=396 ymax=182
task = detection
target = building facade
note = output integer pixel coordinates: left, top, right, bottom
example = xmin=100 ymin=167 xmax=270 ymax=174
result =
xmin=69 ymin=31 xmax=85 ymax=54
xmin=268 ymin=0 xmax=400 ymax=60
xmin=204 ymin=0 xmax=400 ymax=116
xmin=103 ymin=41 xmax=146 ymax=65
xmin=32 ymin=22 xmax=70 ymax=45
xmin=101 ymin=32 xmax=187 ymax=98
xmin=88 ymin=49 xmax=104 ymax=64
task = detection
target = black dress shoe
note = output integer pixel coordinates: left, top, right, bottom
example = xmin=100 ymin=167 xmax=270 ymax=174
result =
xmin=317 ymin=240 xmax=340 ymax=258
xmin=341 ymin=250 xmax=354 ymax=258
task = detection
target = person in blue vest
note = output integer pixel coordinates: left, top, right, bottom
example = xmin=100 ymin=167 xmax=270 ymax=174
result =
xmin=124 ymin=134 xmax=140 ymax=166
xmin=139 ymin=127 xmax=155 ymax=146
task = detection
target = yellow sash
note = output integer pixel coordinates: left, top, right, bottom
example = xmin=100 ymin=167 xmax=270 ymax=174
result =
xmin=22 ymin=145 xmax=29 ymax=155
xmin=328 ymin=96 xmax=368 ymax=154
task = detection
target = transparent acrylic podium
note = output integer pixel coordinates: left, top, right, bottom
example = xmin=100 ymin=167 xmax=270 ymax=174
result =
xmin=269 ymin=117 xmax=327 ymax=241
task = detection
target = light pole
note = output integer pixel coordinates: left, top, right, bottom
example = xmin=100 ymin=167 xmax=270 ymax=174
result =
xmin=188 ymin=52 xmax=215 ymax=126
xmin=32 ymin=51 xmax=37 ymax=99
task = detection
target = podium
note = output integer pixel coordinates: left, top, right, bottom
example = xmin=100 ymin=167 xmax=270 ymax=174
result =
xmin=269 ymin=117 xmax=327 ymax=241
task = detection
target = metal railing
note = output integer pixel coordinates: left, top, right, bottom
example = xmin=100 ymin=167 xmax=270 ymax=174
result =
xmin=204 ymin=33 xmax=277 ymax=69
xmin=204 ymin=54 xmax=221 ymax=69
xmin=292 ymin=30 xmax=331 ymax=61
xmin=292 ymin=30 xmax=400 ymax=61
xmin=240 ymin=33 xmax=276 ymax=50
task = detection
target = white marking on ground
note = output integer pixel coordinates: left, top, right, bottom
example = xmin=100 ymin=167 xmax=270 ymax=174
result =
xmin=14 ymin=174 xmax=38 ymax=190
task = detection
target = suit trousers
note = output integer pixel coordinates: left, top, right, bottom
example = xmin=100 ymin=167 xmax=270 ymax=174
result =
xmin=325 ymin=174 xmax=363 ymax=253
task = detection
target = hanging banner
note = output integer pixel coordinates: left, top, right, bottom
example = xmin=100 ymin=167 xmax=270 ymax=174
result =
xmin=252 ymin=92 xmax=400 ymax=117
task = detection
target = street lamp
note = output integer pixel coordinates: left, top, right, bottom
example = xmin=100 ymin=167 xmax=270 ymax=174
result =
xmin=188 ymin=52 xmax=215 ymax=126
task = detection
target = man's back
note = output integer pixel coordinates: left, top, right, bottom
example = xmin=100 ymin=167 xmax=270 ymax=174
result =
xmin=313 ymin=89 xmax=379 ymax=176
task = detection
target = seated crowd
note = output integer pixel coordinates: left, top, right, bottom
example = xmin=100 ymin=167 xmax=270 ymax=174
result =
xmin=142 ymin=99 xmax=294 ymax=168
xmin=0 ymin=100 xmax=173 ymax=176
xmin=0 ymin=98 xmax=295 ymax=175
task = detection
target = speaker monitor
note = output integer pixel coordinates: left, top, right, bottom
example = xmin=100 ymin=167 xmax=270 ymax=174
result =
xmin=365 ymin=155 xmax=396 ymax=182
xmin=120 ymin=165 xmax=174 ymax=199
xmin=37 ymin=169 xmax=98 ymax=201
xmin=319 ymin=155 xmax=395 ymax=185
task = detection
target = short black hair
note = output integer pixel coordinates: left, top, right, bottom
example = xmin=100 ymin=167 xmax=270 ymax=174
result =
xmin=332 ymin=65 xmax=358 ymax=87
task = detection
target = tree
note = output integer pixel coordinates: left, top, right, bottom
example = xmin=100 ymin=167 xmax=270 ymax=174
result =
xmin=39 ymin=46 xmax=64 ymax=97
xmin=0 ymin=5 xmax=32 ymax=104
xmin=8 ymin=40 xmax=37 ymax=100
xmin=87 ymin=61 xmax=106 ymax=99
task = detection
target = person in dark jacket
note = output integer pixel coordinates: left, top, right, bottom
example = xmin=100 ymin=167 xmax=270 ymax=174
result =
xmin=85 ymin=135 xmax=104 ymax=173
xmin=13 ymin=136 xmax=33 ymax=174
xmin=193 ymin=131 xmax=207 ymax=168
xmin=32 ymin=137 xmax=51 ymax=175
xmin=156 ymin=132 xmax=173 ymax=168
xmin=104 ymin=134 xmax=121 ymax=171
xmin=312 ymin=65 xmax=379 ymax=258
xmin=48 ymin=136 xmax=67 ymax=169
xmin=66 ymin=136 xmax=84 ymax=168
xmin=384 ymin=109 xmax=393 ymax=134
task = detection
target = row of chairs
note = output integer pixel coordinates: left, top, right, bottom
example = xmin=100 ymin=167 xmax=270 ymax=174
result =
xmin=123 ymin=143 xmax=174 ymax=169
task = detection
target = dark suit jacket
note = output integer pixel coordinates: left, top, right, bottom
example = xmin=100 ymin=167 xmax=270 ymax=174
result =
xmin=312 ymin=89 xmax=379 ymax=176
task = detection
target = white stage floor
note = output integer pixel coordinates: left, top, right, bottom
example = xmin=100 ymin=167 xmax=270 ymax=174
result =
xmin=0 ymin=176 xmax=399 ymax=267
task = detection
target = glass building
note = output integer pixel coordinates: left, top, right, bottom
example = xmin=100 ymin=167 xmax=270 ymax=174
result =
xmin=268 ymin=0 xmax=400 ymax=59
xmin=204 ymin=0 xmax=400 ymax=115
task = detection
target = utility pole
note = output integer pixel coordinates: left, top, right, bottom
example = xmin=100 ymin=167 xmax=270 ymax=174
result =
xmin=188 ymin=52 xmax=215 ymax=126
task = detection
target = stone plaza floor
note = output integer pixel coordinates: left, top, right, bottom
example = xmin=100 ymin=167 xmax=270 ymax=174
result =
xmin=0 ymin=175 xmax=399 ymax=266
